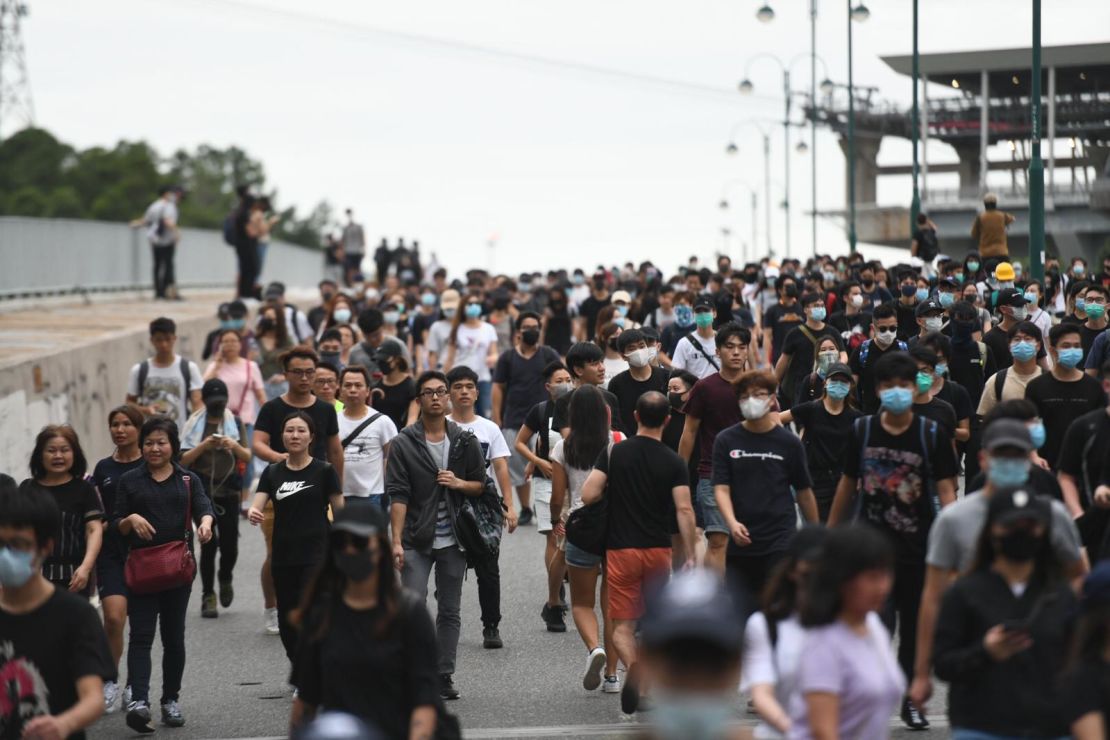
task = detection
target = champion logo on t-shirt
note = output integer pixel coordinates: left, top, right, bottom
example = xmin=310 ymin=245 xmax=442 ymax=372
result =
xmin=728 ymin=449 xmax=786 ymax=462
xmin=275 ymin=481 xmax=313 ymax=501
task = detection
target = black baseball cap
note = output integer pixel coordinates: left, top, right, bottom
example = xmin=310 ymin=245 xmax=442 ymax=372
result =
xmin=692 ymin=295 xmax=714 ymax=312
xmin=825 ymin=362 xmax=853 ymax=381
xmin=264 ymin=281 xmax=286 ymax=299
xmin=228 ymin=300 xmax=248 ymax=318
xmin=915 ymin=298 xmax=944 ymax=318
xmin=331 ymin=500 xmax=387 ymax=538
xmin=640 ymin=569 xmax=744 ymax=651
xmin=373 ymin=340 xmax=404 ymax=363
xmin=997 ymin=287 xmax=1026 ymax=308
xmin=982 ymin=418 xmax=1034 ymax=453
xmin=201 ymin=378 xmax=229 ymax=402
xmin=987 ymin=486 xmax=1050 ymax=528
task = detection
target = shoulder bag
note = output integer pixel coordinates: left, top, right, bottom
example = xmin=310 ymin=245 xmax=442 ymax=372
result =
xmin=124 ymin=474 xmax=197 ymax=594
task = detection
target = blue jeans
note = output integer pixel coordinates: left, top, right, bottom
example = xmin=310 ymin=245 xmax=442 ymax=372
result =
xmin=477 ymin=380 xmax=493 ymax=418
xmin=697 ymin=478 xmax=727 ymax=534
xmin=565 ymin=540 xmax=602 ymax=569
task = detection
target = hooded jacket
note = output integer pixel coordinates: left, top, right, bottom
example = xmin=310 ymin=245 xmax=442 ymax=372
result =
xmin=385 ymin=418 xmax=486 ymax=552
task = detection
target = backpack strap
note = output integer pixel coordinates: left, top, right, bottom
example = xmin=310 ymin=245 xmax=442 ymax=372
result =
xmin=179 ymin=357 xmax=191 ymax=399
xmin=138 ymin=360 xmax=150 ymax=397
xmin=918 ymin=416 xmax=940 ymax=513
xmin=850 ymin=415 xmax=872 ymax=521
xmin=975 ymin=341 xmax=989 ymax=375
xmin=684 ymin=334 xmax=720 ymax=370
xmin=859 ymin=339 xmax=871 ymax=366
xmin=341 ymin=413 xmax=383 ymax=448
xmin=994 ymin=367 xmax=1009 ymax=402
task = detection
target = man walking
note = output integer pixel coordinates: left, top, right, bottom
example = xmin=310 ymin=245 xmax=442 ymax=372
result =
xmin=387 ymin=371 xmax=487 ymax=701
xmin=338 ymin=365 xmax=398 ymax=508
xmin=580 ymin=391 xmax=695 ymax=715
xmin=131 ymin=185 xmax=181 ymax=300
xmin=126 ymin=317 xmax=204 ymax=424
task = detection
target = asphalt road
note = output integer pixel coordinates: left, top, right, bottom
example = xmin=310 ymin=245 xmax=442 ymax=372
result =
xmin=87 ymin=512 xmax=948 ymax=739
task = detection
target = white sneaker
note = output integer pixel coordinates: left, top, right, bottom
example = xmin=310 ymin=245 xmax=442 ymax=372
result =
xmin=582 ymin=648 xmax=606 ymax=691
xmin=103 ymin=680 xmax=120 ymax=713
xmin=122 ymin=684 xmax=133 ymax=711
xmin=602 ymin=674 xmax=621 ymax=694
xmin=264 ymin=607 xmax=280 ymax=635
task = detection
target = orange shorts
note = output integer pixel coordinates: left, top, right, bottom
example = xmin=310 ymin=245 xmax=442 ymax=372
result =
xmin=606 ymin=547 xmax=672 ymax=620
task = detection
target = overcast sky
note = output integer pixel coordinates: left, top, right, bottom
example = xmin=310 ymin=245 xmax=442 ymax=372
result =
xmin=19 ymin=0 xmax=1110 ymax=276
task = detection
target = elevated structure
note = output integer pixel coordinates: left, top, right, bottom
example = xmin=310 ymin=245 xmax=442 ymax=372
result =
xmin=807 ymin=43 xmax=1110 ymax=260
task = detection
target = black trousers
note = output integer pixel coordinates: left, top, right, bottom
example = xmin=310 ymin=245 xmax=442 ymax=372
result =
xmin=726 ymin=550 xmax=786 ymax=609
xmin=235 ymin=241 xmax=259 ymax=299
xmin=200 ymin=494 xmax=239 ymax=595
xmin=128 ymin=583 xmax=191 ymax=704
xmin=472 ymin=550 xmax=501 ymax=629
xmin=153 ymin=243 xmax=176 ymax=298
xmin=272 ymin=562 xmax=317 ymax=661
xmin=881 ymin=559 xmax=925 ymax=683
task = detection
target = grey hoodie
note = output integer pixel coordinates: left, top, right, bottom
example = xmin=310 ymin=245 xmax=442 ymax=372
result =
xmin=385 ymin=418 xmax=486 ymax=552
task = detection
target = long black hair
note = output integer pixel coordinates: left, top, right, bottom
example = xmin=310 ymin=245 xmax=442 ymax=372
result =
xmin=800 ymin=524 xmax=894 ymax=627
xmin=1068 ymin=604 xmax=1110 ymax=672
xmin=292 ymin=521 xmax=400 ymax=641
xmin=563 ymin=384 xmax=610 ymax=470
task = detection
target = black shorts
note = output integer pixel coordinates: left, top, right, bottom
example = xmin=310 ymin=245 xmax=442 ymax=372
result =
xmin=96 ymin=550 xmax=128 ymax=599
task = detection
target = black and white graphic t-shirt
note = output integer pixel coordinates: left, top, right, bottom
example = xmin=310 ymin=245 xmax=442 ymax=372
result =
xmin=19 ymin=478 xmax=103 ymax=584
xmin=257 ymin=459 xmax=342 ymax=567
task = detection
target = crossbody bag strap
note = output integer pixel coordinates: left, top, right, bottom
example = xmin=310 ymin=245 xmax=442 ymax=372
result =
xmin=181 ymin=473 xmax=193 ymax=539
xmin=342 ymin=413 xmax=383 ymax=448
xmin=685 ymin=334 xmax=720 ymax=369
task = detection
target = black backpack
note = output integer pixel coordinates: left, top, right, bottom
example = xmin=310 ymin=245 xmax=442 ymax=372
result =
xmin=918 ymin=228 xmax=939 ymax=261
xmin=137 ymin=358 xmax=192 ymax=404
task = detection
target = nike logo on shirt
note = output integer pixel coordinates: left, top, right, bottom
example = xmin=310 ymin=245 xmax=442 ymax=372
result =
xmin=274 ymin=481 xmax=313 ymax=500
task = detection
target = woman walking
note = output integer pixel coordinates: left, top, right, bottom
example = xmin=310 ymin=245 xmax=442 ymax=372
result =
xmin=248 ymin=411 xmax=344 ymax=665
xmin=443 ymin=293 xmax=499 ymax=417
xmin=113 ymin=418 xmax=214 ymax=733
xmin=92 ymin=406 xmax=146 ymax=713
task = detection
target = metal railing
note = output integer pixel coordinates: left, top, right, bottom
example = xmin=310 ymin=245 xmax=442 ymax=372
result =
xmin=0 ymin=217 xmax=326 ymax=299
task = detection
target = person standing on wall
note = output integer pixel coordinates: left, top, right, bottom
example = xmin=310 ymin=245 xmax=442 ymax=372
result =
xmin=342 ymin=209 xmax=366 ymax=287
xmin=131 ymin=185 xmax=182 ymax=301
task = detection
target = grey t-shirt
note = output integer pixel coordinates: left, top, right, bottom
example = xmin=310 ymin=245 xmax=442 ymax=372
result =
xmin=926 ymin=490 xmax=1082 ymax=572
xmin=427 ymin=437 xmax=455 ymax=549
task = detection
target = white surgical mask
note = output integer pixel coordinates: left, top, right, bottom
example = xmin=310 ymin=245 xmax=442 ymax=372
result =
xmin=739 ymin=397 xmax=771 ymax=420
xmin=924 ymin=316 xmax=943 ymax=333
xmin=850 ymin=294 xmax=864 ymax=308
xmin=875 ymin=329 xmax=897 ymax=347
xmin=625 ymin=348 xmax=651 ymax=369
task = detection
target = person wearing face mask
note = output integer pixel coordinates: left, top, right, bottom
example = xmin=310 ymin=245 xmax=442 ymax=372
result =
xmin=180 ymin=379 xmax=251 ymax=619
xmin=662 ymin=370 xmax=700 ymax=519
xmin=982 ymin=288 xmax=1032 ymax=371
xmin=978 ymin=321 xmax=1047 ymax=419
xmin=307 ymin=280 xmax=338 ymax=332
xmin=1022 ymin=280 xmax=1053 ymax=341
xmin=351 ymin=308 xmax=413 ymax=377
xmin=826 ymin=281 xmax=873 ymax=352
xmin=907 ymin=298 xmax=946 ymax=349
xmin=670 ymin=295 xmax=720 ymax=379
xmin=410 ymin=287 xmax=442 ymax=371
xmin=204 ymin=301 xmax=250 ymax=361
xmin=369 ymin=342 xmax=418 ymax=431
xmin=778 ymin=363 xmax=862 ymax=522
xmin=659 ymin=291 xmax=697 ymax=365
xmin=947 ymin=300 xmax=997 ymax=482
xmin=636 ymin=569 xmax=747 ymax=740
xmin=542 ymin=286 xmax=579 ymax=356
xmin=1078 ymin=283 xmax=1109 ymax=360
xmin=857 ymin=262 xmax=894 ymax=309
xmin=775 ymin=292 xmax=846 ymax=410
xmin=1024 ymin=323 xmax=1107 ymax=469
xmin=910 ymin=417 xmax=1085 ymax=714
xmin=892 ymin=271 xmax=924 ymax=340
xmin=935 ymin=275 xmax=959 ymax=318
xmin=315 ymin=329 xmax=346 ymax=374
xmin=1062 ymin=280 xmax=1091 ymax=326
xmin=608 ymin=329 xmax=669 ymax=435
xmin=932 ymin=486 xmax=1077 ymax=739
xmin=983 ymin=261 xmax=1018 ymax=312
xmin=848 ymin=303 xmax=907 ymax=414
xmin=829 ymin=351 xmax=958 ymax=730
xmin=908 ymin=346 xmax=959 ymax=448
xmin=289 ymin=504 xmax=442 ymax=740
xmin=918 ymin=333 xmax=972 ymax=449
xmin=0 ymin=478 xmax=116 ymax=740
xmin=425 ymin=289 xmax=460 ymax=371
xmin=762 ymin=279 xmax=806 ymax=369
xmin=713 ymin=371 xmax=818 ymax=603
xmin=597 ymin=321 xmax=629 ymax=388
xmin=791 ymin=337 xmax=841 ymax=405
xmin=444 ymin=295 xmax=500 ymax=417
xmin=315 ymin=296 xmax=357 ymax=344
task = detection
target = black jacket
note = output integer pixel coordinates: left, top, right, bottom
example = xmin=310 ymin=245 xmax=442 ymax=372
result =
xmin=933 ymin=568 xmax=1076 ymax=736
xmin=384 ymin=419 xmax=486 ymax=553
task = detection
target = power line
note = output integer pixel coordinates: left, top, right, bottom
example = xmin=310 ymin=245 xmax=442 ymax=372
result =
xmin=182 ymin=0 xmax=779 ymax=105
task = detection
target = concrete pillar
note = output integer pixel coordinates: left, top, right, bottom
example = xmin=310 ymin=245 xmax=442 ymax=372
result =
xmin=980 ymin=70 xmax=989 ymax=196
xmin=922 ymin=81 xmax=929 ymax=200
xmin=1048 ymin=66 xmax=1056 ymax=201
xmin=838 ymin=135 xmax=881 ymax=206
xmin=954 ymin=142 xmax=983 ymax=200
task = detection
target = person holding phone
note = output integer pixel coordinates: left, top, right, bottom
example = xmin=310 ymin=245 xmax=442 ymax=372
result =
xmin=932 ymin=486 xmax=1077 ymax=739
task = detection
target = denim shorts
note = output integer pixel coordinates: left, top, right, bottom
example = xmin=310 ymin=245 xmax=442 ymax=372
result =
xmin=565 ymin=540 xmax=602 ymax=569
xmin=697 ymin=478 xmax=727 ymax=534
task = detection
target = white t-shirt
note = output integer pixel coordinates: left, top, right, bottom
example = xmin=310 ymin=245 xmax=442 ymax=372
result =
xmin=127 ymin=355 xmax=203 ymax=423
xmin=671 ymin=332 xmax=719 ymax=379
xmin=602 ymin=357 xmax=629 ymax=389
xmin=742 ymin=613 xmax=806 ymax=740
xmin=284 ymin=305 xmax=313 ymax=345
xmin=426 ymin=319 xmax=454 ymax=366
xmin=452 ymin=322 xmax=499 ymax=382
xmin=549 ymin=438 xmax=596 ymax=514
xmin=143 ymin=198 xmax=177 ymax=246
xmin=448 ymin=414 xmax=509 ymax=492
xmin=338 ymin=408 xmax=398 ymax=497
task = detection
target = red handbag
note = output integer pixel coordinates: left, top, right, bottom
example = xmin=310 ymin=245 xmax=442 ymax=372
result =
xmin=125 ymin=474 xmax=197 ymax=595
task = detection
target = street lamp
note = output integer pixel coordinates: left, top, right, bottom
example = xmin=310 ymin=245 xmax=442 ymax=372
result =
xmin=738 ymin=79 xmax=755 ymax=95
xmin=725 ymin=141 xmax=739 ymax=155
xmin=719 ymin=179 xmax=762 ymax=264
xmin=820 ymin=77 xmax=836 ymax=95
xmin=756 ymin=4 xmax=775 ymax=23
xmin=846 ymin=0 xmax=870 ymax=254
xmin=796 ymin=141 xmax=809 ymax=154
xmin=722 ymin=123 xmax=776 ymax=256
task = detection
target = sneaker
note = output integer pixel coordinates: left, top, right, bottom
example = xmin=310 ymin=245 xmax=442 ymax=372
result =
xmin=219 ymin=578 xmax=234 ymax=608
xmin=482 ymin=625 xmax=503 ymax=649
xmin=518 ymin=507 xmax=534 ymax=526
xmin=201 ymin=593 xmax=218 ymax=619
xmin=602 ymin=675 xmax=621 ymax=694
xmin=264 ymin=607 xmax=280 ymax=635
xmin=123 ymin=684 xmax=133 ymax=710
xmin=439 ymin=674 xmax=460 ymax=701
xmin=103 ymin=680 xmax=120 ymax=714
xmin=901 ymin=697 xmax=929 ymax=730
xmin=161 ymin=699 xmax=185 ymax=728
xmin=621 ymin=663 xmax=640 ymax=715
xmin=541 ymin=603 xmax=567 ymax=633
xmin=582 ymin=647 xmax=606 ymax=691
xmin=125 ymin=701 xmax=156 ymax=734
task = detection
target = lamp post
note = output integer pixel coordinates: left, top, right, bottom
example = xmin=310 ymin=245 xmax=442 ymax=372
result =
xmin=846 ymin=1 xmax=870 ymax=254
xmin=725 ymin=119 xmax=777 ymax=256
xmin=720 ymin=179 xmax=769 ymax=264
xmin=909 ymin=0 xmax=921 ymax=233
xmin=1028 ymin=0 xmax=1045 ymax=283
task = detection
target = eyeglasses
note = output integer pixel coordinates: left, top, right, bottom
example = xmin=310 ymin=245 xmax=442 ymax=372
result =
xmin=315 ymin=378 xmax=337 ymax=387
xmin=420 ymin=388 xmax=449 ymax=398
xmin=286 ymin=369 xmax=316 ymax=378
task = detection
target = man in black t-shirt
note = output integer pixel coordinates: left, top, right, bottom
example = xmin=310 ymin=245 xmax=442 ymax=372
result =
xmin=0 ymin=481 xmax=114 ymax=740
xmin=849 ymin=303 xmax=905 ymax=414
xmin=775 ymin=291 xmax=845 ymax=410
xmin=579 ymin=392 xmax=694 ymax=714
xmin=552 ymin=342 xmax=623 ymax=434
xmin=761 ymin=278 xmax=803 ymax=366
xmin=607 ymin=329 xmax=668 ymax=434
xmin=1057 ymin=362 xmax=1110 ymax=556
xmin=578 ymin=273 xmax=611 ymax=341
xmin=983 ymin=288 xmax=1027 ymax=371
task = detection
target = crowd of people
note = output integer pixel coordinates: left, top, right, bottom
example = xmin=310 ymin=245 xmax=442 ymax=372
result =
xmin=5 ymin=230 xmax=1110 ymax=740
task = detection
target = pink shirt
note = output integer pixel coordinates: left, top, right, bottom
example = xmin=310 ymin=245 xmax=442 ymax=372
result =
xmin=209 ymin=359 xmax=264 ymax=423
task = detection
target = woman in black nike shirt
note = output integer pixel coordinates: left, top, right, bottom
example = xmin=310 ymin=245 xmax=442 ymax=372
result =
xmin=248 ymin=411 xmax=344 ymax=664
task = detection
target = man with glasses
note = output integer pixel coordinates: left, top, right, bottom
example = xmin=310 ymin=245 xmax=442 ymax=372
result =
xmin=252 ymin=348 xmax=343 ymax=635
xmin=386 ymin=371 xmax=487 ymax=701
xmin=1078 ymin=283 xmax=1109 ymax=362
xmin=338 ymin=365 xmax=397 ymax=509
xmin=670 ymin=295 xmax=720 ymax=380
xmin=312 ymin=361 xmax=343 ymax=412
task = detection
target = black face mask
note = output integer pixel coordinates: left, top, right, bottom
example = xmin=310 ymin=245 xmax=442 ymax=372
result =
xmin=900 ymin=284 xmax=916 ymax=298
xmin=952 ymin=320 xmax=977 ymax=340
xmin=743 ymin=271 xmax=758 ymax=284
xmin=334 ymin=549 xmax=376 ymax=581
xmin=205 ymin=400 xmax=226 ymax=417
xmin=521 ymin=329 xmax=540 ymax=346
xmin=783 ymin=284 xmax=798 ymax=299
xmin=995 ymin=529 xmax=1042 ymax=562
xmin=861 ymin=277 xmax=875 ymax=288
xmin=668 ymin=392 xmax=685 ymax=411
